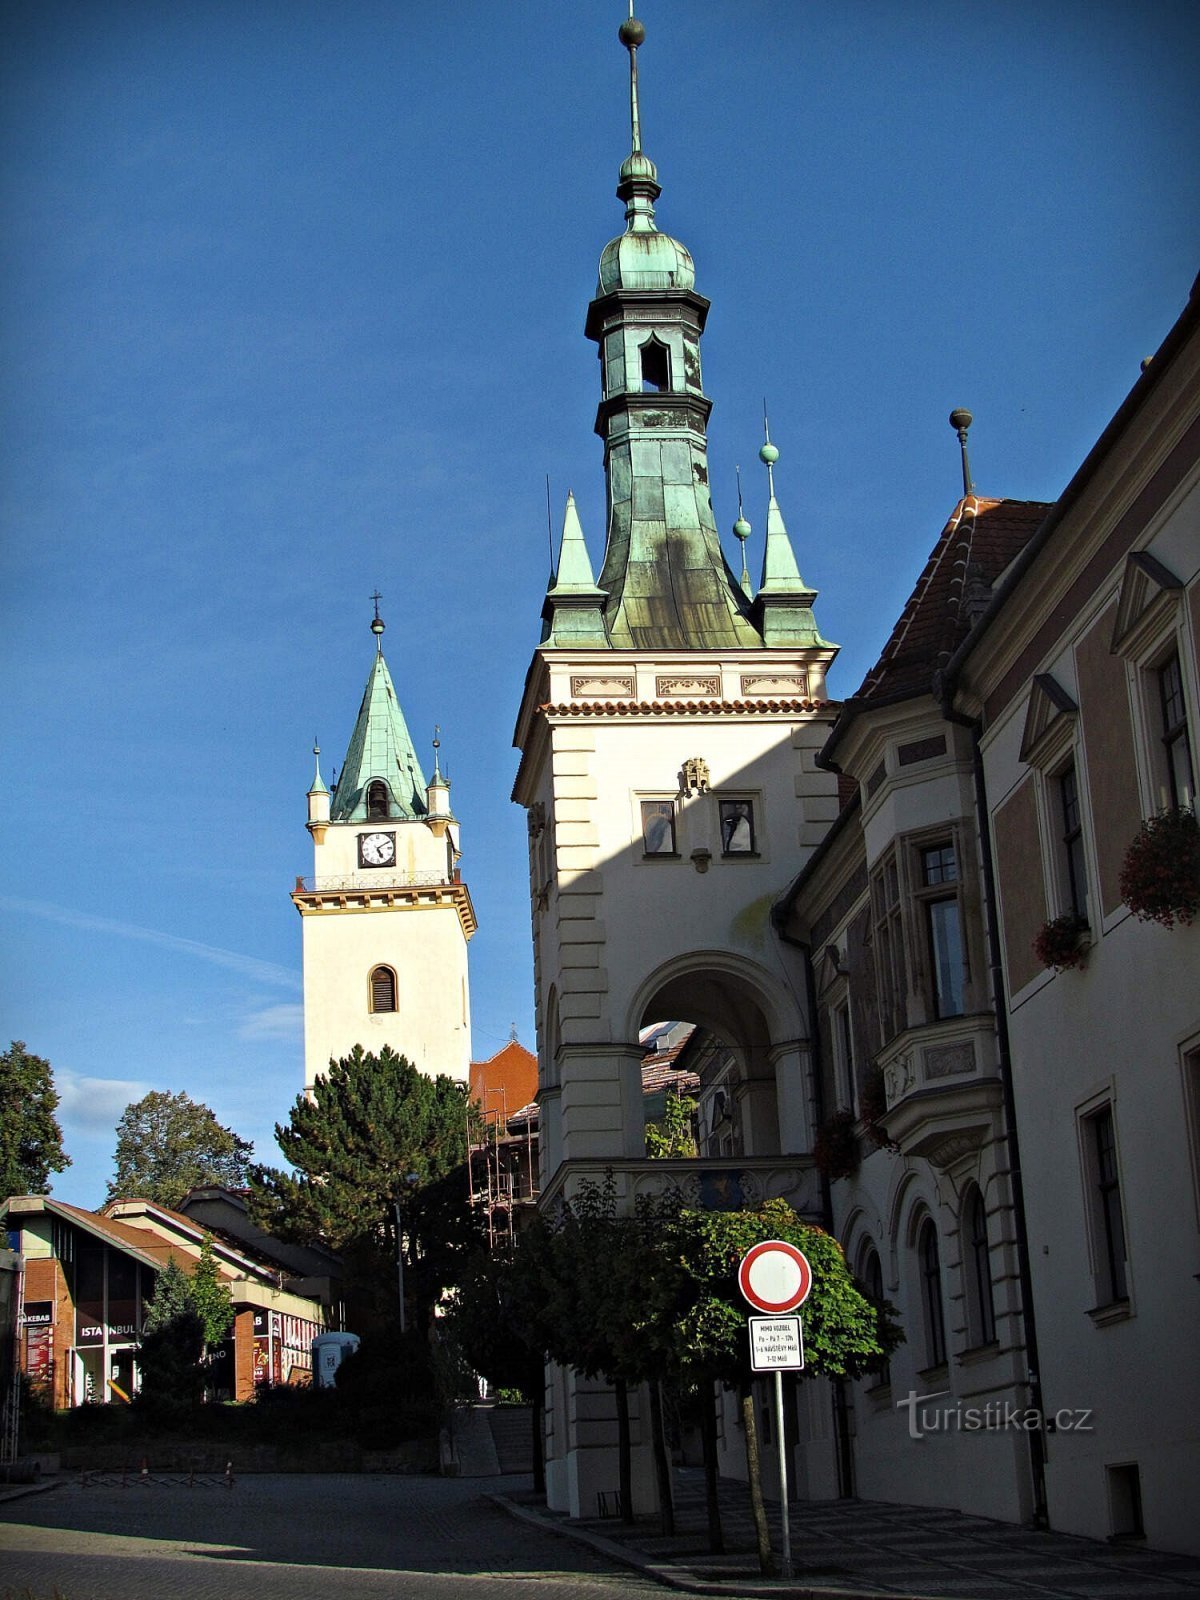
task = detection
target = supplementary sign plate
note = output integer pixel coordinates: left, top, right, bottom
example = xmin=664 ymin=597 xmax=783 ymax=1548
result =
xmin=749 ymin=1315 xmax=805 ymax=1372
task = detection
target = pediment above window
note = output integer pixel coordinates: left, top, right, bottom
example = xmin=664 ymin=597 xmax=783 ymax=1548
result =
xmin=1111 ymin=550 xmax=1183 ymax=658
xmin=1019 ymin=673 xmax=1078 ymax=768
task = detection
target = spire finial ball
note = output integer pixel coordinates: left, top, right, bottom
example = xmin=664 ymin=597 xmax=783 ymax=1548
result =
xmin=949 ymin=408 xmax=973 ymax=433
xmin=759 ymin=441 xmax=779 ymax=467
xmin=619 ymin=16 xmax=645 ymax=48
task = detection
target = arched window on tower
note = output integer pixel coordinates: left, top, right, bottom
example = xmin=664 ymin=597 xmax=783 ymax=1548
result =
xmin=369 ymin=965 xmax=397 ymax=1014
xmin=640 ymin=337 xmax=670 ymax=393
xmin=367 ymin=781 xmax=390 ymax=820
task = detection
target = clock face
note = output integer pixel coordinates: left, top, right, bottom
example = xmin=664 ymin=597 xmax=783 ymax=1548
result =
xmin=358 ymin=831 xmax=396 ymax=868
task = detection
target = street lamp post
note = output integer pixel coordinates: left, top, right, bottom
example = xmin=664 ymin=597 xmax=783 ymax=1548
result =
xmin=394 ymin=1172 xmax=420 ymax=1334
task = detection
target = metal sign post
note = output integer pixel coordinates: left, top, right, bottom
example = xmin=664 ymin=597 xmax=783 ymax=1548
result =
xmin=739 ymin=1243 xmax=813 ymax=1584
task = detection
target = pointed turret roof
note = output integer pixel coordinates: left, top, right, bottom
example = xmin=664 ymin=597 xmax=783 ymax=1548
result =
xmin=330 ymin=622 xmax=428 ymax=822
xmin=543 ymin=492 xmax=609 ymax=646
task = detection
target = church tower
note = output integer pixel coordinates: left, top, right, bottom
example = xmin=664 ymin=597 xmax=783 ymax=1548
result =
xmin=294 ymin=605 xmax=475 ymax=1094
xmin=512 ymin=14 xmax=842 ymax=1518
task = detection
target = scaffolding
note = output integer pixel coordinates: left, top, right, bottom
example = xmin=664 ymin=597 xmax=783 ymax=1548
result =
xmin=467 ymin=1088 xmax=539 ymax=1250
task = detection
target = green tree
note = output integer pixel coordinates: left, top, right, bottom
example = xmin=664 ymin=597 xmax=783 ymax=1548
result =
xmin=249 ymin=1046 xmax=480 ymax=1330
xmin=0 ymin=1042 xmax=70 ymax=1197
xmin=108 ymin=1090 xmax=253 ymax=1207
xmin=644 ymin=1092 xmax=699 ymax=1158
xmin=190 ymin=1234 xmax=234 ymax=1349
xmin=138 ymin=1258 xmax=205 ymax=1416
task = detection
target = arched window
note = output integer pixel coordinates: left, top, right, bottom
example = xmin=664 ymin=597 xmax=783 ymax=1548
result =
xmin=963 ymin=1187 xmax=997 ymax=1346
xmin=640 ymin=337 xmax=670 ymax=393
xmin=917 ymin=1218 xmax=946 ymax=1369
xmin=369 ymin=966 xmax=397 ymax=1014
xmin=859 ymin=1243 xmax=891 ymax=1387
xmin=367 ymin=781 xmax=390 ymax=820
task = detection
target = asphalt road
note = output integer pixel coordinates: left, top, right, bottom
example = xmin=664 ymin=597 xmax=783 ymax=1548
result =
xmin=0 ymin=1472 xmax=665 ymax=1600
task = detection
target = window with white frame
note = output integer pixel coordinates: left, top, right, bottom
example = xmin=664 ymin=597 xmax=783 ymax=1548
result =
xmin=916 ymin=843 xmax=966 ymax=1018
xmin=1057 ymin=761 xmax=1090 ymax=920
xmin=1155 ymin=650 xmax=1195 ymax=809
xmin=640 ymin=799 xmax=678 ymax=856
xmin=1080 ymin=1102 xmax=1129 ymax=1308
xmin=1110 ymin=549 xmax=1194 ymax=816
xmin=871 ymin=852 xmax=907 ymax=1045
xmin=718 ymin=797 xmax=757 ymax=855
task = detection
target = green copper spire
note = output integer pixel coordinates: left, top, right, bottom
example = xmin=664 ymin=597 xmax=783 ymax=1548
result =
xmin=543 ymin=492 xmax=609 ymax=646
xmin=597 ymin=11 xmax=694 ymax=295
xmin=751 ymin=428 xmax=832 ymax=648
xmin=329 ymin=609 xmax=428 ymax=821
xmin=308 ymin=739 xmax=328 ymax=796
xmin=584 ymin=13 xmax=762 ymax=649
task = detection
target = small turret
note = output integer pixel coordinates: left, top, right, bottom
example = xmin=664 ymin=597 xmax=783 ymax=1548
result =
xmin=307 ymin=740 xmax=330 ymax=842
xmin=425 ymin=728 xmax=454 ymax=839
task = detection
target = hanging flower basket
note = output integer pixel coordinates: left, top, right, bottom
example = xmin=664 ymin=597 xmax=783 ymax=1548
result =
xmin=1033 ymin=913 xmax=1090 ymax=972
xmin=1118 ymin=806 xmax=1200 ymax=928
xmin=814 ymin=1109 xmax=860 ymax=1181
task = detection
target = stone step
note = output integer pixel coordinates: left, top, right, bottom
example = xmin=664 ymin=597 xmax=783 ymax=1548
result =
xmin=486 ymin=1405 xmax=534 ymax=1474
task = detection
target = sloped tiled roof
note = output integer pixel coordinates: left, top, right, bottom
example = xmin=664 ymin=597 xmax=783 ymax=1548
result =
xmin=851 ymin=497 xmax=1050 ymax=706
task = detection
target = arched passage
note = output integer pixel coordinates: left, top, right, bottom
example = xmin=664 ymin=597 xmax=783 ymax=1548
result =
xmin=628 ymin=950 xmax=811 ymax=1158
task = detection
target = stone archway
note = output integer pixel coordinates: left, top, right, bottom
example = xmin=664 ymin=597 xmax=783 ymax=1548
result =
xmin=629 ymin=949 xmax=812 ymax=1159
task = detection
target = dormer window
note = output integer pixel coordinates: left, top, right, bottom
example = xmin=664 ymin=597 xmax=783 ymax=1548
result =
xmin=366 ymin=781 xmax=390 ymax=820
xmin=640 ymin=337 xmax=670 ymax=393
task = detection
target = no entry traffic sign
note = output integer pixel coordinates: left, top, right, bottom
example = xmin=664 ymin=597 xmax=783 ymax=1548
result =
xmin=737 ymin=1239 xmax=812 ymax=1314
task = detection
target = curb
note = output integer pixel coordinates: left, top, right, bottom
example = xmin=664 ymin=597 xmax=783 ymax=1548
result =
xmin=0 ymin=1478 xmax=61 ymax=1506
xmin=486 ymin=1491 xmax=902 ymax=1599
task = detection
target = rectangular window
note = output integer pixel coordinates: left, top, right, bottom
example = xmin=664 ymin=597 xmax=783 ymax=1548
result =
xmin=1087 ymin=1105 xmax=1129 ymax=1304
xmin=1158 ymin=652 xmax=1195 ymax=809
xmin=871 ymin=854 xmax=907 ymax=1044
xmin=719 ymin=798 xmax=756 ymax=855
xmin=1059 ymin=764 xmax=1089 ymax=919
xmin=834 ymin=1002 xmax=856 ymax=1114
xmin=920 ymin=844 xmax=965 ymax=1018
xmin=641 ymin=800 xmax=677 ymax=856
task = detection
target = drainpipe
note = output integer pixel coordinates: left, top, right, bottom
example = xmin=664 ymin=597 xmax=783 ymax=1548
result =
xmin=773 ymin=910 xmax=856 ymax=1499
xmin=941 ymin=701 xmax=1049 ymax=1529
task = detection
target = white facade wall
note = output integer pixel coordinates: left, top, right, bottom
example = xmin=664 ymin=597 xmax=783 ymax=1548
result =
xmin=978 ymin=469 xmax=1200 ymax=1554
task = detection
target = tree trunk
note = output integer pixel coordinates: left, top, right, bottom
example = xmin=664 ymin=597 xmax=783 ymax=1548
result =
xmin=701 ymin=1379 xmax=724 ymax=1554
xmin=648 ymin=1379 xmax=675 ymax=1536
xmin=531 ymin=1394 xmax=545 ymax=1496
xmin=615 ymin=1377 xmax=634 ymax=1525
xmin=741 ymin=1384 xmax=775 ymax=1576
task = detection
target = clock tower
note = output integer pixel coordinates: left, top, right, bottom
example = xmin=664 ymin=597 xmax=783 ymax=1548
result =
xmin=293 ymin=606 xmax=475 ymax=1094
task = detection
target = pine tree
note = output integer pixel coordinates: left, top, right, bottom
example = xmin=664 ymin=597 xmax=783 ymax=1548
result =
xmin=249 ymin=1045 xmax=480 ymax=1328
xmin=190 ymin=1234 xmax=234 ymax=1349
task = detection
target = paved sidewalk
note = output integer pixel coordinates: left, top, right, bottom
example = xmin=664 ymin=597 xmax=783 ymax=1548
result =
xmin=492 ymin=1469 xmax=1200 ymax=1600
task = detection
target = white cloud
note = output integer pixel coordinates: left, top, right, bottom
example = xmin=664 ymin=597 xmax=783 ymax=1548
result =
xmin=238 ymin=1002 xmax=304 ymax=1041
xmin=57 ymin=1071 xmax=150 ymax=1131
xmin=0 ymin=896 xmax=301 ymax=991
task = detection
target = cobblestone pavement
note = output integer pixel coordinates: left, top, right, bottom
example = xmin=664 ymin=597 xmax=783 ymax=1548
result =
xmin=0 ymin=1471 xmax=664 ymax=1600
xmin=495 ymin=1471 xmax=1200 ymax=1600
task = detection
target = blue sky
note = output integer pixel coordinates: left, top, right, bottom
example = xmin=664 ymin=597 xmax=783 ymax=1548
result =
xmin=3 ymin=0 xmax=1197 ymax=1208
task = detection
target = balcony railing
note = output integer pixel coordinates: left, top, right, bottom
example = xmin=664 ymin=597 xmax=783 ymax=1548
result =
xmin=293 ymin=871 xmax=452 ymax=893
